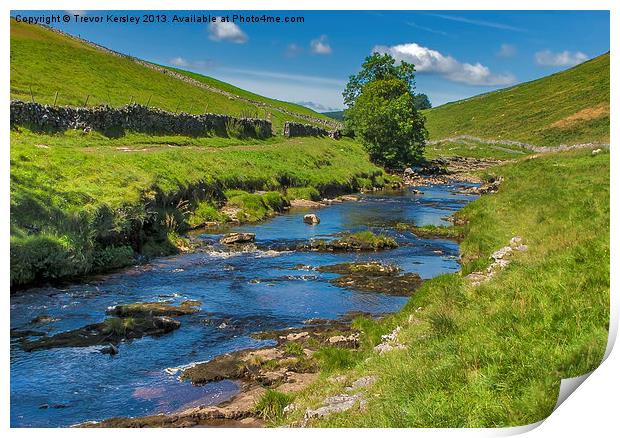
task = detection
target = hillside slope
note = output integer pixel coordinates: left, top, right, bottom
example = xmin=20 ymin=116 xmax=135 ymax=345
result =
xmin=10 ymin=20 xmax=334 ymax=132
xmin=424 ymin=53 xmax=610 ymax=146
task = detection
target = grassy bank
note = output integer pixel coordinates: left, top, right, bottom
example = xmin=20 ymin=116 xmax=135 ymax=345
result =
xmin=10 ymin=20 xmax=331 ymax=132
xmin=10 ymin=130 xmax=385 ymax=287
xmin=281 ymin=148 xmax=609 ymax=427
xmin=424 ymin=53 xmax=610 ymax=146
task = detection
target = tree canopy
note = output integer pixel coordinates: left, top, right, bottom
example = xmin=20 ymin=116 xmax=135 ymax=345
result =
xmin=343 ymin=53 xmax=427 ymax=168
xmin=343 ymin=52 xmax=416 ymax=108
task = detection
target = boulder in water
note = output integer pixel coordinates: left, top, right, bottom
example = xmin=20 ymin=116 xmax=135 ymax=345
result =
xmin=219 ymin=232 xmax=256 ymax=245
xmin=303 ymin=214 xmax=320 ymax=225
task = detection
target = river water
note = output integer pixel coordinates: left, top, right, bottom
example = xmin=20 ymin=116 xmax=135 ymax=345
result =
xmin=10 ymin=184 xmax=478 ymax=427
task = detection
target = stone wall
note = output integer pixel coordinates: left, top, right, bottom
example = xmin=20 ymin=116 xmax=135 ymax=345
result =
xmin=10 ymin=100 xmax=272 ymax=139
xmin=283 ymin=121 xmax=341 ymax=139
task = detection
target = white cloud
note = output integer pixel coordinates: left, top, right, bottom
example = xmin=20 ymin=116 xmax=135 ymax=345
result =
xmin=295 ymin=101 xmax=341 ymax=112
xmin=170 ymin=57 xmax=189 ymax=67
xmin=285 ymin=43 xmax=303 ymax=58
xmin=535 ymin=50 xmax=588 ymax=67
xmin=373 ymin=43 xmax=515 ymax=86
xmin=426 ymin=13 xmax=527 ymax=33
xmin=169 ymin=57 xmax=215 ymax=69
xmin=310 ymin=35 xmax=332 ymax=55
xmin=498 ymin=44 xmax=516 ymax=58
xmin=208 ymin=20 xmax=248 ymax=44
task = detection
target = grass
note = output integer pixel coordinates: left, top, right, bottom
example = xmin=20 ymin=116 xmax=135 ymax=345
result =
xmin=424 ymin=139 xmax=530 ymax=160
xmin=224 ymin=190 xmax=289 ymax=222
xmin=424 ymin=53 xmax=610 ymax=146
xmin=10 ymin=130 xmax=384 ymax=287
xmin=255 ymin=390 xmax=295 ymax=422
xmin=281 ymin=148 xmax=609 ymax=427
xmin=9 ymin=20 xmax=331 ymax=132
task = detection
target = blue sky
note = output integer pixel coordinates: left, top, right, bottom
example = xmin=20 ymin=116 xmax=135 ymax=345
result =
xmin=15 ymin=10 xmax=610 ymax=111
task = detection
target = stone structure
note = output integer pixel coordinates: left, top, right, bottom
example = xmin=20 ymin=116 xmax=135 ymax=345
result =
xmin=284 ymin=121 xmax=342 ymax=139
xmin=10 ymin=100 xmax=272 ymax=139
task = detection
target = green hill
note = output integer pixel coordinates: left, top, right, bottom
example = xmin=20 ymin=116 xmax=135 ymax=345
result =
xmin=424 ymin=53 xmax=610 ymax=146
xmin=10 ymin=20 xmax=334 ymax=132
xmin=322 ymin=110 xmax=345 ymax=121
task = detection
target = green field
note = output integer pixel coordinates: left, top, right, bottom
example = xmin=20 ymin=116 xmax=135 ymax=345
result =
xmin=424 ymin=53 xmax=610 ymax=146
xmin=10 ymin=130 xmax=385 ymax=287
xmin=9 ymin=20 xmax=332 ymax=132
xmin=283 ymin=148 xmax=610 ymax=427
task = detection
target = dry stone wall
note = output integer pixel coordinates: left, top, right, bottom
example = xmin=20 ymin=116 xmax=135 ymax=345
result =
xmin=10 ymin=100 xmax=272 ymax=139
xmin=284 ymin=121 xmax=341 ymax=139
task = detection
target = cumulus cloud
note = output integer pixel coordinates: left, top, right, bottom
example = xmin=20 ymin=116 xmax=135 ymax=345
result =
xmin=498 ymin=44 xmax=517 ymax=58
xmin=535 ymin=50 xmax=588 ymax=67
xmin=310 ymin=35 xmax=332 ymax=55
xmin=373 ymin=43 xmax=515 ymax=86
xmin=208 ymin=20 xmax=248 ymax=44
xmin=169 ymin=57 xmax=215 ymax=69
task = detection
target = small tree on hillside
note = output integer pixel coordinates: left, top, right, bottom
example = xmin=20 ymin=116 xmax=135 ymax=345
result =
xmin=344 ymin=53 xmax=427 ymax=169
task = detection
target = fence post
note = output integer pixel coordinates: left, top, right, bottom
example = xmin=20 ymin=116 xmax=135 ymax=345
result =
xmin=128 ymin=95 xmax=134 ymax=105
xmin=204 ymin=104 xmax=209 ymax=114
xmin=53 ymin=91 xmax=59 ymax=106
xmin=84 ymin=94 xmax=90 ymax=107
xmin=175 ymin=101 xmax=180 ymax=113
xmin=29 ymin=86 xmax=35 ymax=103
xmin=146 ymin=95 xmax=152 ymax=107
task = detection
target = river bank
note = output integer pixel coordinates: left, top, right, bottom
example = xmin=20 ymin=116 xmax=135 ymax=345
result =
xmin=11 ymin=171 xmax=478 ymax=427
xmin=10 ymin=131 xmax=392 ymax=289
xmin=83 ymin=147 xmax=611 ymax=428
xmin=62 ymin=161 xmax=493 ymax=428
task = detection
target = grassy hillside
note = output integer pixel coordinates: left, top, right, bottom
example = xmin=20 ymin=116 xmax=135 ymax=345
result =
xmin=322 ymin=110 xmax=345 ymax=121
xmin=283 ymin=148 xmax=610 ymax=427
xmin=9 ymin=20 xmax=332 ymax=132
xmin=10 ymin=128 xmax=385 ymax=287
xmin=424 ymin=53 xmax=610 ymax=146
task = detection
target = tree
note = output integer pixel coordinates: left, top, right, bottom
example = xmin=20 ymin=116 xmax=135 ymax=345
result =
xmin=344 ymin=53 xmax=427 ymax=168
xmin=414 ymin=93 xmax=432 ymax=110
xmin=343 ymin=52 xmax=416 ymax=108
xmin=346 ymin=78 xmax=427 ymax=168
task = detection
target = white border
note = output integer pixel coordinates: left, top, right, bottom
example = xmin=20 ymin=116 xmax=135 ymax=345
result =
xmin=1 ymin=1 xmax=616 ymax=436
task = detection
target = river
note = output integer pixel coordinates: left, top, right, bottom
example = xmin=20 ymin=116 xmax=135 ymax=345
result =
xmin=10 ymin=183 xmax=477 ymax=427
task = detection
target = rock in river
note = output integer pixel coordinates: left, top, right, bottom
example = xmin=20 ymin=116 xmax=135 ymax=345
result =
xmin=303 ymin=214 xmax=320 ymax=225
xmin=219 ymin=232 xmax=256 ymax=245
xmin=21 ymin=316 xmax=181 ymax=352
xmin=107 ymin=300 xmax=201 ymax=317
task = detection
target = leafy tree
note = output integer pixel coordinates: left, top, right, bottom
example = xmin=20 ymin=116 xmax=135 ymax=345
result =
xmin=343 ymin=52 xmax=416 ymax=107
xmin=346 ymin=78 xmax=427 ymax=168
xmin=414 ymin=93 xmax=432 ymax=110
xmin=344 ymin=53 xmax=427 ymax=168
